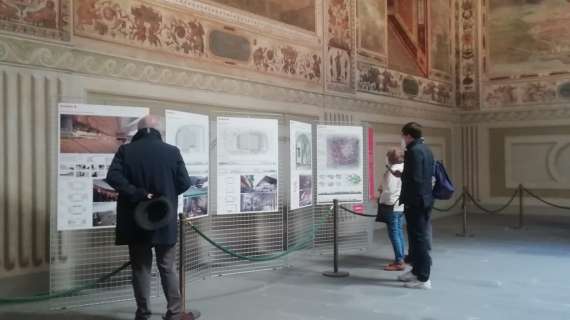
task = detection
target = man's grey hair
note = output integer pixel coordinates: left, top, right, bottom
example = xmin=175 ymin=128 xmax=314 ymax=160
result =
xmin=137 ymin=115 xmax=164 ymax=131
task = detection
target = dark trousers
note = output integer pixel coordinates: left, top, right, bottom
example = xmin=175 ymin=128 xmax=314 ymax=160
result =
xmin=128 ymin=244 xmax=181 ymax=320
xmin=405 ymin=206 xmax=432 ymax=282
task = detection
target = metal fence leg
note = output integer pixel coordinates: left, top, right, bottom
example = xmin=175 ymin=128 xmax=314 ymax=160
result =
xmin=456 ymin=189 xmax=474 ymax=238
xmin=179 ymin=215 xmax=201 ymax=320
xmin=517 ymin=185 xmax=525 ymax=230
xmin=323 ymin=200 xmax=349 ymax=278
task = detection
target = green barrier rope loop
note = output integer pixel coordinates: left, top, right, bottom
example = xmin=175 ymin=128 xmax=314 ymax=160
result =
xmin=0 ymin=261 xmax=131 ymax=305
xmin=184 ymin=209 xmax=334 ymax=262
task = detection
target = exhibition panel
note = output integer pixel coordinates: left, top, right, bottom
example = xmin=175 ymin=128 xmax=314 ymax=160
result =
xmin=314 ymin=123 xmax=370 ymax=252
xmin=290 ymin=121 xmax=313 ymax=211
xmin=316 ymin=125 xmax=365 ymax=204
xmin=287 ymin=120 xmax=316 ymax=251
xmin=52 ymin=103 xmax=160 ymax=308
xmin=165 ymin=110 xmax=210 ymax=220
xmin=216 ymin=116 xmax=279 ymax=215
xmin=208 ymin=114 xmax=286 ymax=275
xmin=57 ymin=103 xmax=148 ymax=231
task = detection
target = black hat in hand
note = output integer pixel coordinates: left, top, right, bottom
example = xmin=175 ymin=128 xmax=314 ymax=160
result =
xmin=134 ymin=196 xmax=174 ymax=231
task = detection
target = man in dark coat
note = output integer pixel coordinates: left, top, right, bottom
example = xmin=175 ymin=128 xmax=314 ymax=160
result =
xmin=397 ymin=122 xmax=434 ymax=290
xmin=106 ymin=115 xmax=191 ymax=320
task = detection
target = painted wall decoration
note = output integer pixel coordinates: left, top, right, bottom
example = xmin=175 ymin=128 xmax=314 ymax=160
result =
xmin=483 ymin=80 xmax=570 ymax=108
xmin=326 ymin=0 xmax=354 ymax=93
xmin=357 ymin=0 xmax=387 ymax=64
xmin=73 ymin=0 xmax=322 ymax=85
xmin=430 ymin=0 xmax=452 ymax=80
xmin=486 ymin=0 xmax=570 ymax=78
xmin=456 ymin=0 xmax=478 ymax=109
xmin=0 ymin=0 xmax=70 ymax=41
xmin=387 ymin=0 xmax=429 ymax=77
xmin=358 ymin=62 xmax=453 ymax=106
xmin=205 ymin=0 xmax=317 ymax=32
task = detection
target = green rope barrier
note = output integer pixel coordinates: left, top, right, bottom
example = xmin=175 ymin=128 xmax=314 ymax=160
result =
xmin=0 ymin=261 xmax=131 ymax=305
xmin=186 ymin=209 xmax=333 ymax=262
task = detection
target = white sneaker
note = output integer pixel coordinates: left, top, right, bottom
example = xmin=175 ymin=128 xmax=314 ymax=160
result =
xmin=397 ymin=271 xmax=417 ymax=282
xmin=404 ymin=279 xmax=432 ymax=289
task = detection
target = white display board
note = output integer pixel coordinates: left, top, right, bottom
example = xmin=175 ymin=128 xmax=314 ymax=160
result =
xmin=290 ymin=121 xmax=313 ymax=210
xmin=316 ymin=125 xmax=364 ymax=204
xmin=165 ymin=110 xmax=209 ymax=220
xmin=217 ymin=117 xmax=279 ymax=214
xmin=57 ymin=103 xmax=148 ymax=231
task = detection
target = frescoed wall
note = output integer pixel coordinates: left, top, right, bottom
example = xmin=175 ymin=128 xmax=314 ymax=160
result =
xmin=357 ymin=0 xmax=386 ymax=63
xmin=0 ymin=0 xmax=70 ymax=40
xmin=74 ymin=0 xmax=322 ymax=86
xmin=325 ymin=0 xmax=354 ymax=93
xmin=481 ymin=0 xmax=570 ymax=108
xmin=386 ymin=0 xmax=428 ymax=77
xmin=430 ymin=0 xmax=452 ymax=80
xmin=356 ymin=0 xmax=454 ymax=106
xmin=0 ymin=0 xmax=456 ymax=106
xmin=486 ymin=0 xmax=570 ymax=78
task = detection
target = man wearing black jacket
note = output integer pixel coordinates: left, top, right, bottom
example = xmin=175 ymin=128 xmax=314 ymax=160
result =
xmin=397 ymin=122 xmax=434 ymax=289
xmin=106 ymin=115 xmax=192 ymax=320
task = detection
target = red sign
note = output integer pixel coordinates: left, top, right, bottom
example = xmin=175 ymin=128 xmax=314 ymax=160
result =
xmin=367 ymin=127 xmax=375 ymax=200
xmin=352 ymin=204 xmax=364 ymax=214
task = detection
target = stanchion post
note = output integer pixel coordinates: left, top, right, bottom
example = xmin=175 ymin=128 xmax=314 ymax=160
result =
xmin=457 ymin=187 xmax=474 ymax=237
xmin=323 ymin=199 xmax=349 ymax=278
xmin=517 ymin=184 xmax=524 ymax=229
xmin=179 ymin=214 xmax=201 ymax=320
xmin=179 ymin=214 xmax=186 ymax=315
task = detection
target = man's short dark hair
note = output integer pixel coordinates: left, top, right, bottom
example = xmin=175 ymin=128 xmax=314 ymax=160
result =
xmin=402 ymin=122 xmax=423 ymax=139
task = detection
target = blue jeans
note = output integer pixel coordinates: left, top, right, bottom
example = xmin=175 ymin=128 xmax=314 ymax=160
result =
xmin=385 ymin=211 xmax=406 ymax=263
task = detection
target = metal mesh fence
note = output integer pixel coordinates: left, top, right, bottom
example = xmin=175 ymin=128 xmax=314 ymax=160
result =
xmin=49 ymin=108 xmax=370 ymax=309
xmin=49 ymin=228 xmax=160 ymax=309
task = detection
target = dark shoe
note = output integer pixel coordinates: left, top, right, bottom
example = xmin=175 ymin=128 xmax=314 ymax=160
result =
xmin=166 ymin=310 xmax=201 ymax=320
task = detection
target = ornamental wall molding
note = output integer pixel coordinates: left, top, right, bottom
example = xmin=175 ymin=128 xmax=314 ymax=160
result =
xmin=0 ymin=35 xmax=458 ymax=122
xmin=460 ymin=105 xmax=570 ymax=123
xmin=162 ymin=0 xmax=323 ymax=44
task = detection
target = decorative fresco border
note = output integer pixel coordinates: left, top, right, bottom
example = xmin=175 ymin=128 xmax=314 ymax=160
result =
xmin=73 ymin=0 xmax=322 ymax=86
xmin=163 ymin=0 xmax=323 ymax=45
xmin=455 ymin=0 xmax=479 ymax=109
xmin=483 ymin=79 xmax=570 ymax=108
xmin=325 ymin=0 xmax=356 ymax=94
xmin=0 ymin=35 xmax=459 ymax=122
xmin=357 ymin=62 xmax=453 ymax=107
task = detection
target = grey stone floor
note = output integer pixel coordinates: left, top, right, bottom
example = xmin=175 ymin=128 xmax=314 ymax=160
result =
xmin=1 ymin=213 xmax=570 ymax=320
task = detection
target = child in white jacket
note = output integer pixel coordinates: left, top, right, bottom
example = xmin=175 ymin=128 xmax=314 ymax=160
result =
xmin=378 ymin=149 xmax=406 ymax=271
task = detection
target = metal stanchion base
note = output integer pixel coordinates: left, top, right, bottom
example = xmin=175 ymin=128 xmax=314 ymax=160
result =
xmin=181 ymin=310 xmax=201 ymax=320
xmin=456 ymin=232 xmax=474 ymax=238
xmin=323 ymin=271 xmax=350 ymax=278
